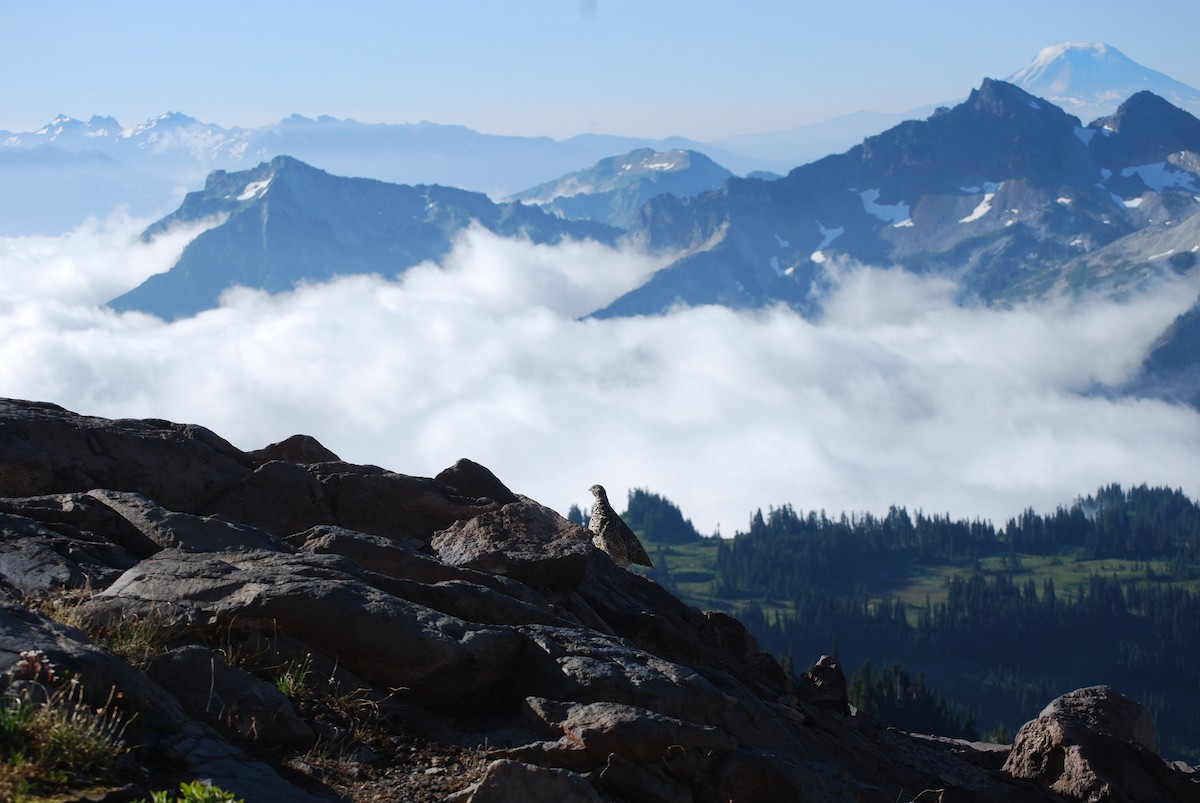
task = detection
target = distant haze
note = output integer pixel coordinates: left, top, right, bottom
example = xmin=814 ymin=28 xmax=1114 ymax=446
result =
xmin=2 ymin=1 xmax=1199 ymax=140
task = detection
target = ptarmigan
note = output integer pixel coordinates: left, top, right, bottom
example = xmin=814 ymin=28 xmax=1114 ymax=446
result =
xmin=587 ymin=484 xmax=653 ymax=569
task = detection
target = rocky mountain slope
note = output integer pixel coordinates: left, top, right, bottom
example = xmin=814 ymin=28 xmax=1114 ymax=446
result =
xmin=510 ymin=148 xmax=734 ymax=229
xmin=107 ymin=155 xmax=621 ymax=320
xmin=0 ymin=397 xmax=1197 ymax=801
xmin=596 ymin=80 xmax=1200 ymax=318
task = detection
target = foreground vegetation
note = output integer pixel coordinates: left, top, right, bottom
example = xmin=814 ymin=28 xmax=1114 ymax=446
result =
xmin=628 ymin=484 xmax=1200 ymax=761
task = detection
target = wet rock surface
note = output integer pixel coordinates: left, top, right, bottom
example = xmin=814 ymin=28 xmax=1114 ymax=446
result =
xmin=0 ymin=398 xmax=1196 ymax=801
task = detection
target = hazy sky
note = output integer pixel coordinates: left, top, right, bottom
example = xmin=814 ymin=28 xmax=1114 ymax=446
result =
xmin=3 ymin=0 xmax=1199 ymax=140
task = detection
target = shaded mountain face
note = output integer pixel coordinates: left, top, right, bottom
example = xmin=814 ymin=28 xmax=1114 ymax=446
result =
xmin=1131 ymin=295 xmax=1200 ymax=408
xmin=1007 ymin=42 xmax=1200 ymax=124
xmin=510 ymin=148 xmax=734 ymax=229
xmin=596 ymin=80 xmax=1200 ymax=319
xmin=108 ymin=156 xmax=621 ymax=321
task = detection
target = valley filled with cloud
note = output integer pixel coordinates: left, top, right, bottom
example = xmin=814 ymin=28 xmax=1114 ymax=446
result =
xmin=3 ymin=216 xmax=1198 ymax=534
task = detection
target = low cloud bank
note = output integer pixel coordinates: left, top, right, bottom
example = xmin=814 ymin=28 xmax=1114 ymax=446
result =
xmin=2 ymin=216 xmax=1198 ymax=534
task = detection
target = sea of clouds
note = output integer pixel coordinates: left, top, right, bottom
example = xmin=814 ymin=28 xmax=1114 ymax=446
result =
xmin=2 ymin=214 xmax=1199 ymax=535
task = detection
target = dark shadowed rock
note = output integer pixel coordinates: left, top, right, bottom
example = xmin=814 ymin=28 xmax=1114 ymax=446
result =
xmin=87 ymin=549 xmax=525 ymax=714
xmin=203 ymin=460 xmax=336 ymax=536
xmin=446 ymin=758 xmax=602 ymax=803
xmin=310 ymin=462 xmax=497 ymax=542
xmin=598 ymin=752 xmax=694 ymax=803
xmin=247 ymin=433 xmax=341 ymax=465
xmin=0 ymin=399 xmax=250 ymax=511
xmin=0 ymin=511 xmax=138 ymax=594
xmin=796 ymin=654 xmax=851 ymax=716
xmin=0 ymin=599 xmax=185 ymax=730
xmin=436 ymin=458 xmax=520 ymax=505
xmin=0 ymin=492 xmax=161 ymax=559
xmin=87 ymin=489 xmax=282 ymax=553
xmin=146 ymin=644 xmax=315 ymax=746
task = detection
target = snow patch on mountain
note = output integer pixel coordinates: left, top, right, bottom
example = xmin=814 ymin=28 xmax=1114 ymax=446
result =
xmin=858 ymin=189 xmax=910 ymax=225
xmin=1122 ymin=162 xmax=1200 ymax=192
xmin=816 ymin=222 xmax=844 ymax=249
xmin=236 ymin=178 xmax=272 ymax=201
xmin=960 ymin=194 xmax=995 ymax=223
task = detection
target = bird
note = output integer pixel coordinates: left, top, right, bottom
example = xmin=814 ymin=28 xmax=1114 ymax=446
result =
xmin=587 ymin=484 xmax=653 ymax=569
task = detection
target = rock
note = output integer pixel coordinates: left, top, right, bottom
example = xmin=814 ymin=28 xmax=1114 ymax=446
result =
xmin=552 ymin=699 xmax=736 ymax=764
xmin=87 ymin=489 xmax=281 ymax=553
xmin=371 ymin=578 xmax=569 ymax=628
xmin=0 ymin=399 xmax=250 ymax=512
xmin=0 ymin=598 xmax=186 ymax=732
xmin=796 ymin=654 xmax=851 ymax=715
xmin=202 ymin=460 xmax=335 ymax=537
xmin=436 ymin=458 xmax=520 ymax=505
xmin=0 ymin=511 xmax=137 ymax=594
xmin=87 ymin=549 xmax=525 ymax=715
xmin=0 ymin=492 xmax=160 ymax=559
xmin=146 ymin=644 xmax=315 ymax=746
xmin=703 ymin=749 xmax=875 ymax=803
xmin=247 ymin=433 xmax=341 ymax=465
xmin=3 ymin=398 xmax=1195 ymax=803
xmin=597 ymin=752 xmax=694 ymax=803
xmin=1004 ymin=685 xmax=1196 ymax=802
xmin=159 ymin=719 xmax=330 ymax=803
xmin=431 ymin=500 xmax=595 ymax=588
xmin=310 ymin=462 xmax=496 ymax=542
xmin=446 ymin=759 xmax=602 ymax=803
xmin=292 ymin=525 xmax=538 ymax=601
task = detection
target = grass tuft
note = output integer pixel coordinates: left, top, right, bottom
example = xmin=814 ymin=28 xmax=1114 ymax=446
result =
xmin=0 ymin=651 xmax=134 ymax=799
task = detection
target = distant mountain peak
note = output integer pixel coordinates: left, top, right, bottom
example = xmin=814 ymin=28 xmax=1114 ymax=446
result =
xmin=510 ymin=146 xmax=733 ymax=228
xmin=1008 ymin=42 xmax=1200 ymax=123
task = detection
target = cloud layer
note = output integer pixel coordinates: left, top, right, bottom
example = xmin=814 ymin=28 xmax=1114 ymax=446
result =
xmin=3 ymin=216 xmax=1199 ymax=535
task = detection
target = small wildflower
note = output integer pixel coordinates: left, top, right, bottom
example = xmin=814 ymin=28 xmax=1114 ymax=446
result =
xmin=13 ymin=649 xmax=60 ymax=684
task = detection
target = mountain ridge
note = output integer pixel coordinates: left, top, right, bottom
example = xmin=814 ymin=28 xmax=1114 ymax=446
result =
xmin=597 ymin=80 xmax=1200 ymax=320
xmin=109 ymin=155 xmax=622 ymax=320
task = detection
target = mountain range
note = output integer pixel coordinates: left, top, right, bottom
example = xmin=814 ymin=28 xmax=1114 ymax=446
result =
xmin=598 ymin=82 xmax=1200 ymax=318
xmin=105 ymin=77 xmax=1200 ymax=407
xmin=5 ymin=42 xmax=1196 ymax=236
xmin=711 ymin=42 xmax=1200 ymax=181
xmin=108 ymin=156 xmax=620 ymax=321
xmin=0 ymin=113 xmax=756 ymax=235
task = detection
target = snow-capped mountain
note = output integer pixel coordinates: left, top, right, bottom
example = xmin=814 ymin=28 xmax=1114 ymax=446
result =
xmin=1008 ymin=42 xmax=1200 ymax=125
xmin=597 ymin=80 xmax=1200 ymax=319
xmin=108 ymin=156 xmax=621 ymax=321
xmin=510 ymin=148 xmax=733 ymax=229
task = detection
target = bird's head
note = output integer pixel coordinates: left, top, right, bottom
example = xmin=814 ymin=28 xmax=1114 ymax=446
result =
xmin=589 ymin=484 xmax=606 ymax=500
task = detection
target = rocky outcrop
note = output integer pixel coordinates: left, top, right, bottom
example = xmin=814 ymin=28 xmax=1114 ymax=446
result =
xmin=1004 ymin=686 xmax=1197 ymax=802
xmin=0 ymin=397 xmax=1195 ymax=802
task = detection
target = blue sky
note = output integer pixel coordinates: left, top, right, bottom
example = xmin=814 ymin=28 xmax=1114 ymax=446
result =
xmin=3 ymin=0 xmax=1198 ymax=140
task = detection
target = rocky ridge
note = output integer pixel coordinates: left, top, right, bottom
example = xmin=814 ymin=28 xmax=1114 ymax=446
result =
xmin=0 ymin=397 xmax=1196 ymax=801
